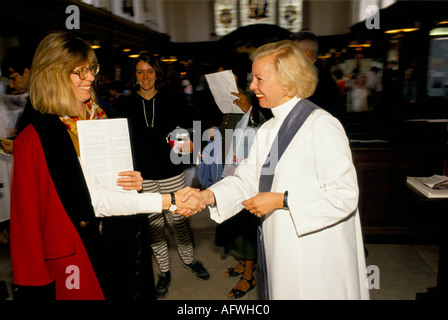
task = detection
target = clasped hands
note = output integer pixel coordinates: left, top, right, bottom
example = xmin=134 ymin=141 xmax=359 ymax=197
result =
xmin=114 ymin=172 xmax=204 ymax=214
xmin=174 ymin=189 xmax=285 ymax=218
xmin=167 ymin=187 xmax=208 ymax=216
xmin=114 ymin=172 xmax=204 ymax=215
xmin=114 ymin=172 xmax=284 ymax=217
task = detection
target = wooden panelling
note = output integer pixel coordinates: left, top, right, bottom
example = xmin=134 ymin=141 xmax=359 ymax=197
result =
xmin=347 ymin=116 xmax=447 ymax=242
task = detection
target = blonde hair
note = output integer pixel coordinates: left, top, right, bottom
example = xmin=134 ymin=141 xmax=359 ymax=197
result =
xmin=250 ymin=40 xmax=318 ymax=99
xmin=29 ymin=32 xmax=98 ymax=118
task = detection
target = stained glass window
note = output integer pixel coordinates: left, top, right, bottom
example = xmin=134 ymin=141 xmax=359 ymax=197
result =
xmin=215 ymin=0 xmax=304 ymax=36
xmin=215 ymin=0 xmax=238 ymax=36
xmin=240 ymin=0 xmax=276 ymax=26
xmin=279 ymin=0 xmax=302 ymax=32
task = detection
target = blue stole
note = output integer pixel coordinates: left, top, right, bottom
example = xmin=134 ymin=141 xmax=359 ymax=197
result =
xmin=257 ymin=99 xmax=320 ymax=300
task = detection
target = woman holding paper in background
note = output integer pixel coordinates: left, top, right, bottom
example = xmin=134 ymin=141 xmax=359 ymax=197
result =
xmin=10 ymin=32 xmax=204 ymax=301
xmin=203 ymin=63 xmax=270 ymax=299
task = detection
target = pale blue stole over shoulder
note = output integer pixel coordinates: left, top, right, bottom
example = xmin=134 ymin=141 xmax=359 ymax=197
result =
xmin=257 ymin=98 xmax=320 ymax=300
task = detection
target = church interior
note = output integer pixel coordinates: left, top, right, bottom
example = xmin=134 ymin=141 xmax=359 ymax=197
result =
xmin=1 ymin=0 xmax=448 ymax=301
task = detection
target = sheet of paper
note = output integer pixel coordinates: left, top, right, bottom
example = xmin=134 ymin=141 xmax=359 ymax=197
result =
xmin=205 ymin=70 xmax=243 ymax=114
xmin=78 ymin=118 xmax=134 ymax=191
xmin=407 ymin=176 xmax=448 ymax=198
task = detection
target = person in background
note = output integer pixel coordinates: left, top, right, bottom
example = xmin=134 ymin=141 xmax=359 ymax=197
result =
xmin=332 ymin=69 xmax=348 ymax=109
xmin=402 ymin=67 xmax=418 ymax=104
xmin=365 ymin=66 xmax=382 ymax=110
xmin=348 ymin=72 xmax=370 ymax=112
xmin=209 ymin=65 xmax=267 ymax=299
xmin=10 ymin=32 xmax=204 ymax=301
xmin=0 ymin=51 xmax=34 ymax=245
xmin=0 ymin=50 xmax=40 ymax=135
xmin=181 ymin=40 xmax=369 ymax=300
xmin=290 ymin=30 xmax=343 ymax=119
xmin=0 ymin=51 xmax=32 ymax=96
xmin=116 ymin=52 xmax=209 ymax=299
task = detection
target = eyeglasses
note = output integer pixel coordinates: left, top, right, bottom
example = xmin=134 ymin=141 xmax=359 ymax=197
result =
xmin=71 ymin=64 xmax=100 ymax=80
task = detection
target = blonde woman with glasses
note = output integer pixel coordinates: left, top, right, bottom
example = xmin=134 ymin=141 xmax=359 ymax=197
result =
xmin=9 ymin=32 xmax=204 ymax=301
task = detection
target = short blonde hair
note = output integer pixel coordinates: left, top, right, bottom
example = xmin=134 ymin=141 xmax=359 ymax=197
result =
xmin=29 ymin=32 xmax=98 ymax=118
xmin=250 ymin=40 xmax=318 ymax=99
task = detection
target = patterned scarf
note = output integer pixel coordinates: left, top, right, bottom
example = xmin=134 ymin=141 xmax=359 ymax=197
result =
xmin=60 ymin=99 xmax=107 ymax=137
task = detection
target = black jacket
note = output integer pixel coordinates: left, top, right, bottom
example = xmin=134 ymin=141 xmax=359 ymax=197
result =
xmin=309 ymin=63 xmax=343 ymax=119
xmin=116 ymin=89 xmax=193 ymax=180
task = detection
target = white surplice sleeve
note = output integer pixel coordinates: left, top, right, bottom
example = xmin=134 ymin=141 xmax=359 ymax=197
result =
xmin=286 ymin=113 xmax=359 ymax=236
xmin=79 ymin=159 xmax=162 ymax=217
xmin=208 ymin=134 xmax=262 ymax=224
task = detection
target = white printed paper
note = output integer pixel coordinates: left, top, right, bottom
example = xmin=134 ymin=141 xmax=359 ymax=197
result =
xmin=78 ymin=118 xmax=134 ymax=191
xmin=205 ymin=70 xmax=243 ymax=114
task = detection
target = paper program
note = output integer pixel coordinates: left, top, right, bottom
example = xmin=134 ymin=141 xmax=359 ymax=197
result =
xmin=205 ymin=70 xmax=243 ymax=114
xmin=78 ymin=118 xmax=134 ymax=191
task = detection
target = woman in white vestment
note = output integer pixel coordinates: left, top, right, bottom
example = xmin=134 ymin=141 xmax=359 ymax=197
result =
xmin=182 ymin=40 xmax=369 ymax=300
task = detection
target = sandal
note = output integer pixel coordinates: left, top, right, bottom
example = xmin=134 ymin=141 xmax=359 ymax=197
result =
xmin=227 ymin=277 xmax=256 ymax=299
xmin=225 ymin=261 xmax=245 ymax=277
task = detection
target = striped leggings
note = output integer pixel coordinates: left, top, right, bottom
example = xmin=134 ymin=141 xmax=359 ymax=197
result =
xmin=143 ymin=172 xmax=194 ymax=272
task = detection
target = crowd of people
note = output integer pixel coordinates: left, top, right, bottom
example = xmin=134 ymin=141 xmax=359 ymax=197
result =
xmin=0 ymin=29 xmax=374 ymax=301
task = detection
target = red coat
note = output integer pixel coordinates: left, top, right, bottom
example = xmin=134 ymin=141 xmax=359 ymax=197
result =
xmin=10 ymin=115 xmax=105 ymax=300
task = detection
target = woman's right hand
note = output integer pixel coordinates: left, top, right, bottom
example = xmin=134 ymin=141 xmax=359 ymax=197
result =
xmin=1 ymin=140 xmax=13 ymax=154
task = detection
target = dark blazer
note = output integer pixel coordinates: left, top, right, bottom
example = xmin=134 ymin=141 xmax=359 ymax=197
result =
xmin=11 ymin=115 xmax=105 ymax=300
xmin=116 ymin=89 xmax=192 ymax=180
xmin=10 ymin=114 xmax=155 ymax=300
xmin=309 ymin=63 xmax=343 ymax=119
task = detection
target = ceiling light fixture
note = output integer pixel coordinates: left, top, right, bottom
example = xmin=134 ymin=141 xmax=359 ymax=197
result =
xmin=384 ymin=28 xmax=419 ymax=34
xmin=429 ymin=27 xmax=448 ymax=37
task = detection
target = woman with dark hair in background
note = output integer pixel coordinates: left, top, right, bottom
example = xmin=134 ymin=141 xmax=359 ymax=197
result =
xmin=116 ymin=52 xmax=209 ymax=298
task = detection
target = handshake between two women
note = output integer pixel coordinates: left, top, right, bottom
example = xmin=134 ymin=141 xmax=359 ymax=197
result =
xmin=116 ymin=171 xmax=282 ymax=217
xmin=171 ymin=187 xmax=284 ymax=218
xmin=167 ymin=187 xmax=210 ymax=216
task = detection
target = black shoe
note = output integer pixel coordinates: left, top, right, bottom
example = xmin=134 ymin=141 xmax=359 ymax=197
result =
xmin=0 ymin=281 xmax=8 ymax=300
xmin=155 ymin=271 xmax=171 ymax=298
xmin=184 ymin=261 xmax=210 ymax=280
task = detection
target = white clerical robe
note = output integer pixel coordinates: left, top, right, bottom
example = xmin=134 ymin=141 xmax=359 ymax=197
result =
xmin=209 ymin=97 xmax=369 ymax=300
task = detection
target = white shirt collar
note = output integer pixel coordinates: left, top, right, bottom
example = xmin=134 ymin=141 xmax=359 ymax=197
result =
xmin=271 ymin=97 xmax=301 ymax=120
